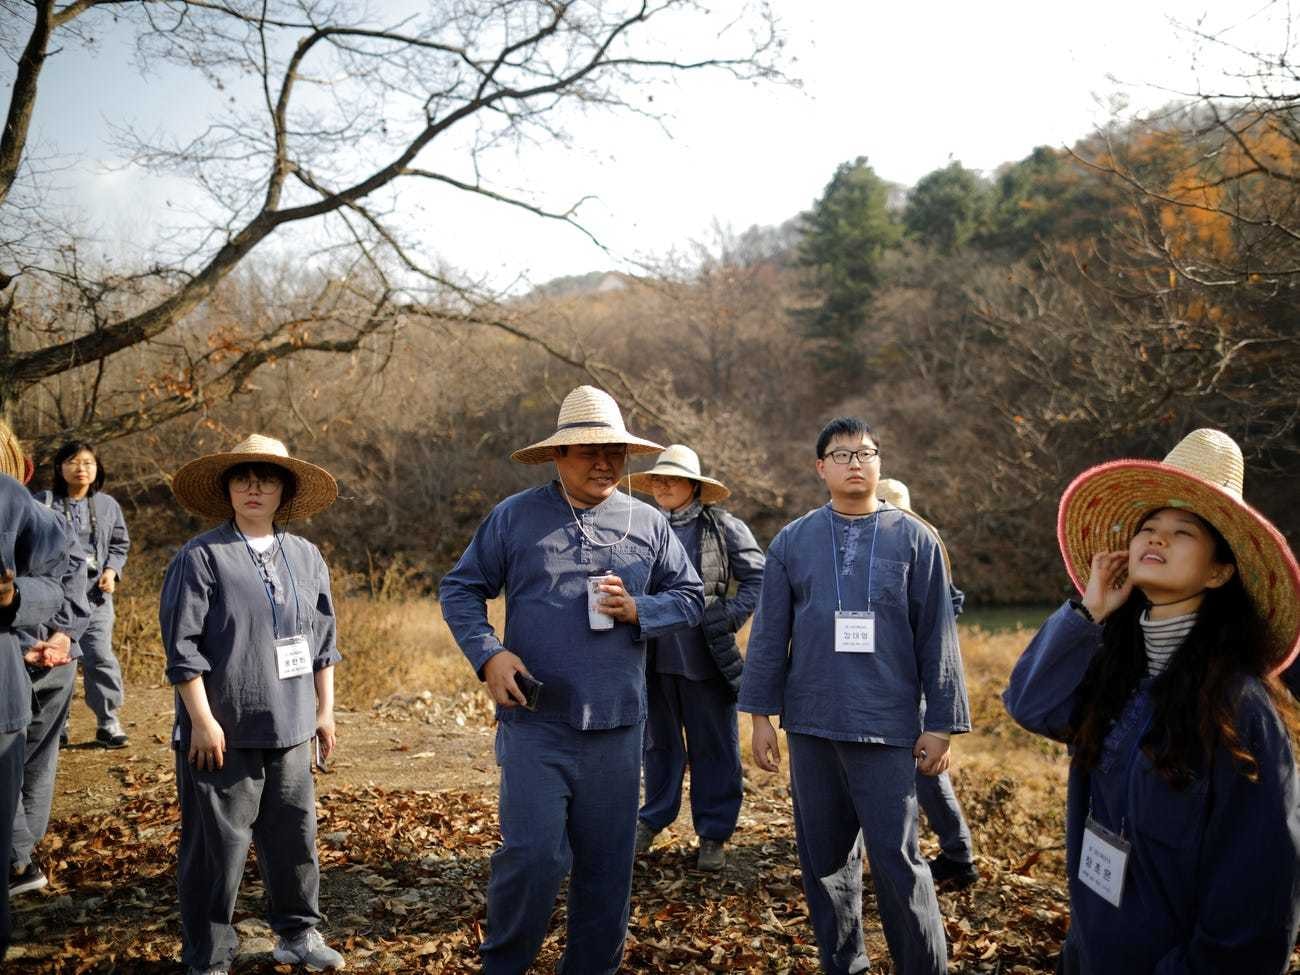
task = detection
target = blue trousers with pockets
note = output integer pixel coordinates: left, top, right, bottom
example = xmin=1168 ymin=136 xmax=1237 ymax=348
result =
xmin=639 ymin=672 xmax=742 ymax=841
xmin=915 ymin=770 xmax=973 ymax=862
xmin=1 ymin=729 xmax=24 ymax=961
xmin=12 ymin=663 xmax=76 ymax=867
xmin=76 ymin=598 xmax=124 ymax=732
xmin=787 ymin=732 xmax=947 ymax=975
xmin=482 ymin=718 xmax=642 ymax=975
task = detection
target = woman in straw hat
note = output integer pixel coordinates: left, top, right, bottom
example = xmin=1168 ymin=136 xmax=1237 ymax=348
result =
xmin=0 ymin=423 xmax=92 ymax=903
xmin=0 ymin=423 xmax=69 ymax=963
xmin=33 ymin=440 xmax=131 ymax=748
xmin=876 ymin=478 xmax=978 ymax=891
xmin=161 ymin=435 xmax=345 ymax=975
xmin=627 ymin=445 xmax=765 ymax=871
xmin=1004 ymin=429 xmax=1300 ymax=974
xmin=440 ymin=386 xmax=704 ymax=974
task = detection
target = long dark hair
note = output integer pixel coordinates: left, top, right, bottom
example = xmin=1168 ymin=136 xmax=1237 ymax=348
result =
xmin=51 ymin=441 xmax=105 ymax=497
xmin=1070 ymin=515 xmax=1275 ymax=787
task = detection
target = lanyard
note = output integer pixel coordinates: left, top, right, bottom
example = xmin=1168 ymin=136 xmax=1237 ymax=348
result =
xmin=828 ymin=506 xmax=880 ymax=613
xmin=232 ymin=522 xmax=301 ymax=640
xmin=59 ymin=496 xmax=99 ymax=555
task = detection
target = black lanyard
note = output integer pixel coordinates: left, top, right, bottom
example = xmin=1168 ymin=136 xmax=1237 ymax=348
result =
xmin=58 ymin=495 xmax=99 ymax=555
xmin=232 ymin=522 xmax=301 ymax=640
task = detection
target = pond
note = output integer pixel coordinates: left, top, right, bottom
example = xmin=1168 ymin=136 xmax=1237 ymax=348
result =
xmin=959 ymin=604 xmax=1058 ymax=633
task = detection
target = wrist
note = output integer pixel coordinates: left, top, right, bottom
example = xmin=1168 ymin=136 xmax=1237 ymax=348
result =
xmin=1071 ymin=599 xmax=1099 ymax=624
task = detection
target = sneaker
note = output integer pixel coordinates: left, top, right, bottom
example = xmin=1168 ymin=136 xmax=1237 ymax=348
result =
xmin=696 ymin=838 xmax=726 ymax=872
xmin=9 ymin=860 xmax=48 ymax=897
xmin=634 ymin=821 xmax=659 ymax=855
xmin=95 ymin=727 xmax=129 ymax=749
xmin=273 ymin=928 xmax=346 ymax=971
xmin=928 ymin=852 xmax=979 ymax=890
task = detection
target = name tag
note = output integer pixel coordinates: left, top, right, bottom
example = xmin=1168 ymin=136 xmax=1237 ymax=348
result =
xmin=1079 ymin=814 xmax=1130 ymax=908
xmin=275 ymin=635 xmax=312 ymax=680
xmin=834 ymin=611 xmax=875 ymax=653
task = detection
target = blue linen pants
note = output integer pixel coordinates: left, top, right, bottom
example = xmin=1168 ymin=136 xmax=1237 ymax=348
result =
xmin=787 ymin=733 xmax=947 ymax=975
xmin=12 ymin=663 xmax=76 ymax=868
xmin=76 ymin=598 xmax=124 ymax=732
xmin=915 ymin=770 xmax=974 ymax=862
xmin=1 ymin=730 xmax=23 ymax=961
xmin=639 ymin=672 xmax=742 ymax=841
xmin=175 ymin=741 xmax=322 ymax=970
xmin=482 ymin=718 xmax=642 ymax=975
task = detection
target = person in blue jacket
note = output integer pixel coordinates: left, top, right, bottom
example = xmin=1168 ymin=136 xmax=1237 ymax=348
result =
xmin=627 ymin=444 xmax=765 ymax=871
xmin=440 ymin=386 xmax=704 ymax=975
xmin=1004 ymin=428 xmax=1300 ymax=975
xmin=739 ymin=417 xmax=970 ymax=975
xmin=35 ymin=441 xmax=131 ymax=748
xmin=876 ymin=478 xmax=978 ymax=891
xmin=0 ymin=445 xmax=69 ymax=960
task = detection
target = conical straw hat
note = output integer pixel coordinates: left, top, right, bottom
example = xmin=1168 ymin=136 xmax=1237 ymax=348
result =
xmin=877 ymin=478 xmax=951 ymax=576
xmin=512 ymin=386 xmax=663 ymax=465
xmin=170 ymin=434 xmax=338 ymax=522
xmin=628 ymin=444 xmax=731 ymax=504
xmin=1058 ymin=429 xmax=1300 ymax=672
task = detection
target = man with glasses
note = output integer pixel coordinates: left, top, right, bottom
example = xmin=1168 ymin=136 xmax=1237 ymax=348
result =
xmin=739 ymin=417 xmax=970 ymax=975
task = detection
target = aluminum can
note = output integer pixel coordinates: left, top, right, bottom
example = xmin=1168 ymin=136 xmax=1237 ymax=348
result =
xmin=587 ymin=574 xmax=614 ymax=630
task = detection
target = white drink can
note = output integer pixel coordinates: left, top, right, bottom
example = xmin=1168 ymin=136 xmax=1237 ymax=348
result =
xmin=587 ymin=574 xmax=614 ymax=630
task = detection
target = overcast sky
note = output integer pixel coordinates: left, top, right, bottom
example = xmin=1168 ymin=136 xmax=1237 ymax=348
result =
xmin=11 ymin=0 xmax=1287 ymax=288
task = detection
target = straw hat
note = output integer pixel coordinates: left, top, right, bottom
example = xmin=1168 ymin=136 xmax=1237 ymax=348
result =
xmin=628 ymin=444 xmax=731 ymax=504
xmin=0 ymin=420 xmax=29 ymax=484
xmin=170 ymin=434 xmax=338 ymax=522
xmin=511 ymin=386 xmax=663 ymax=465
xmin=1058 ymin=428 xmax=1300 ymax=671
xmin=877 ymin=478 xmax=951 ymax=575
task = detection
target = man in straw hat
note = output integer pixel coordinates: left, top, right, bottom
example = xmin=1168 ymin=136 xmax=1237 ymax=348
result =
xmin=1005 ymin=428 xmax=1300 ymax=973
xmin=627 ymin=444 xmax=765 ymax=871
xmin=440 ymin=386 xmax=705 ymax=974
xmin=876 ymin=478 xmax=978 ymax=891
xmin=162 ymin=435 xmax=344 ymax=975
xmin=0 ymin=422 xmax=70 ymax=962
xmin=739 ymin=417 xmax=969 ymax=975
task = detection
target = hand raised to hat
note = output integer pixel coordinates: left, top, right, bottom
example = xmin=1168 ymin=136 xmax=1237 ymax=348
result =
xmin=598 ymin=575 xmax=639 ymax=625
xmin=1082 ymin=550 xmax=1133 ymax=624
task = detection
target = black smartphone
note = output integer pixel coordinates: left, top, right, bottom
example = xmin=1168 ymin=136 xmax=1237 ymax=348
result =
xmin=515 ymin=673 xmax=543 ymax=711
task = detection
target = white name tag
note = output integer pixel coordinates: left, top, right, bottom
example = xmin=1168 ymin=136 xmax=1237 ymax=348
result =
xmin=275 ymin=635 xmax=312 ymax=680
xmin=1079 ymin=814 xmax=1130 ymax=908
xmin=834 ymin=611 xmax=875 ymax=653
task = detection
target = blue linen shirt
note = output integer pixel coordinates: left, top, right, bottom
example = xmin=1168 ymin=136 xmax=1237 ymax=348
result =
xmin=0 ymin=475 xmax=70 ymax=733
xmin=737 ymin=502 xmax=970 ymax=746
xmin=1004 ymin=603 xmax=1300 ymax=973
xmin=18 ymin=533 xmax=92 ymax=661
xmin=438 ymin=482 xmax=705 ymax=731
xmin=160 ymin=523 xmax=342 ymax=749
xmin=34 ymin=490 xmax=130 ymax=590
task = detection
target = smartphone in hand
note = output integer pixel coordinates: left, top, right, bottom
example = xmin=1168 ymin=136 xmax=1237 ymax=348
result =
xmin=515 ymin=673 xmax=543 ymax=711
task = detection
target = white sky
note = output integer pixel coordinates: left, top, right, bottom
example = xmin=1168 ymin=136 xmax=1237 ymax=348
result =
xmin=10 ymin=0 xmax=1289 ymax=288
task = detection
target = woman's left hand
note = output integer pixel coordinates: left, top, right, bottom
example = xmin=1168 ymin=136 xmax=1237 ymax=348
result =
xmin=316 ymin=711 xmax=337 ymax=763
xmin=97 ymin=569 xmax=117 ymax=595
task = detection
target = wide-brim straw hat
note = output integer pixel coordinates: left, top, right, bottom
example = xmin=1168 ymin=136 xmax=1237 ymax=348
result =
xmin=170 ymin=434 xmax=338 ymax=522
xmin=877 ymin=478 xmax=951 ymax=576
xmin=512 ymin=385 xmax=663 ymax=465
xmin=1058 ymin=428 xmax=1300 ymax=672
xmin=628 ymin=444 xmax=731 ymax=504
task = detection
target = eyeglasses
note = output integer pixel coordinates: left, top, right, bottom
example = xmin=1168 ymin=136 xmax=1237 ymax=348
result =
xmin=229 ymin=474 xmax=283 ymax=493
xmin=62 ymin=459 xmax=97 ymax=468
xmin=648 ymin=475 xmax=690 ymax=488
xmin=823 ymin=448 xmax=880 ymax=465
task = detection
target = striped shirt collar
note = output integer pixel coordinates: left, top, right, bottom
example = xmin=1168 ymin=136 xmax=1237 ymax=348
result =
xmin=1139 ymin=609 xmax=1197 ymax=677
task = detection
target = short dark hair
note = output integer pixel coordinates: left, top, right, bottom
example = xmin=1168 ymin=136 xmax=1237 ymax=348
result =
xmin=221 ymin=461 xmax=298 ymax=510
xmin=51 ymin=441 xmax=105 ymax=497
xmin=816 ymin=418 xmax=878 ymax=458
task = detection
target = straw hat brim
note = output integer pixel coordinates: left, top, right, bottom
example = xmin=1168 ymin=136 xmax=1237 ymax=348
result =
xmin=171 ymin=451 xmax=338 ymax=522
xmin=512 ymin=431 xmax=664 ymax=466
xmin=627 ymin=468 xmax=731 ymax=504
xmin=1057 ymin=459 xmax=1300 ymax=673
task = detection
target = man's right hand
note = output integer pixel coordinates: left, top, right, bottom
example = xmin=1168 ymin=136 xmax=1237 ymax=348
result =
xmin=483 ymin=650 xmax=532 ymax=708
xmin=751 ymin=714 xmax=782 ymax=772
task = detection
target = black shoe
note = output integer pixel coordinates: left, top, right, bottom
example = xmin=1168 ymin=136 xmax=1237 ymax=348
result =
xmin=928 ymin=853 xmax=978 ymax=890
xmin=10 ymin=860 xmax=48 ymax=897
xmin=58 ymin=730 xmax=69 ymax=749
xmin=95 ymin=727 xmax=129 ymax=749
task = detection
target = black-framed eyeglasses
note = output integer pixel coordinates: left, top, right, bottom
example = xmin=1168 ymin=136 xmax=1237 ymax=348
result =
xmin=824 ymin=448 xmax=880 ymax=465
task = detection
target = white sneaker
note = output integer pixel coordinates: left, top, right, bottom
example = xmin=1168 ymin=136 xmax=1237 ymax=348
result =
xmin=273 ymin=928 xmax=346 ymax=971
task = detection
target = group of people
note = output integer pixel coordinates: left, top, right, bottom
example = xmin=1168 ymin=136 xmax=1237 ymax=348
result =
xmin=2 ymin=381 xmax=1299 ymax=975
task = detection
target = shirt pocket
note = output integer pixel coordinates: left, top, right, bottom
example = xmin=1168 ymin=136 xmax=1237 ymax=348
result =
xmin=868 ymin=557 xmax=909 ymax=609
xmin=1131 ymin=764 xmax=1209 ymax=851
xmin=606 ymin=543 xmax=653 ymax=596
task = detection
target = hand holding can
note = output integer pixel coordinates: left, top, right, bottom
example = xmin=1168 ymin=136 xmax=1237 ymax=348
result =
xmin=588 ymin=573 xmax=615 ymax=630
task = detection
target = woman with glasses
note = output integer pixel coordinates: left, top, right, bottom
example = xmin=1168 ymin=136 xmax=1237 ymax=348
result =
xmin=161 ymin=435 xmax=345 ymax=975
xmin=627 ymin=445 xmax=765 ymax=871
xmin=34 ymin=442 xmax=130 ymax=748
